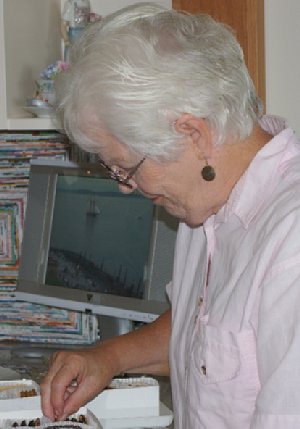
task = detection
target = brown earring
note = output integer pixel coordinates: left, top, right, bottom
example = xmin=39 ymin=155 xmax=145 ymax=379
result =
xmin=201 ymin=161 xmax=216 ymax=181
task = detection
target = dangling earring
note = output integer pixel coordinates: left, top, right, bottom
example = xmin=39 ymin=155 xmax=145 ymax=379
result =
xmin=201 ymin=160 xmax=216 ymax=181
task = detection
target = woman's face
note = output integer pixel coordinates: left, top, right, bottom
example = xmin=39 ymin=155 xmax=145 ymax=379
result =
xmin=95 ymin=130 xmax=219 ymax=228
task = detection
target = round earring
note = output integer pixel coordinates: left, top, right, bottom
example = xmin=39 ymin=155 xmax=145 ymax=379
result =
xmin=201 ymin=162 xmax=216 ymax=181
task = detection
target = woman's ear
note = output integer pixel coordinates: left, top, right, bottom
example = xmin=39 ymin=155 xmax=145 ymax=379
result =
xmin=174 ymin=114 xmax=213 ymax=158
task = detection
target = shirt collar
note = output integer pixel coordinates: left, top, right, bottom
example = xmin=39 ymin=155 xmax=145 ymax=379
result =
xmin=211 ymin=115 xmax=297 ymax=229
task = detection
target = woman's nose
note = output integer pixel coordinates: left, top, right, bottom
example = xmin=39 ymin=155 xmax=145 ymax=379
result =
xmin=118 ymin=179 xmax=138 ymax=194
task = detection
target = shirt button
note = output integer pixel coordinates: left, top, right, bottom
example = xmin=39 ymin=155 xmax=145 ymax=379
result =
xmin=201 ymin=365 xmax=207 ymax=375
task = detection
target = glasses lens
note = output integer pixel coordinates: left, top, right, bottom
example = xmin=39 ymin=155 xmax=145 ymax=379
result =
xmin=98 ymin=157 xmax=145 ymax=188
xmin=111 ymin=166 xmax=130 ymax=184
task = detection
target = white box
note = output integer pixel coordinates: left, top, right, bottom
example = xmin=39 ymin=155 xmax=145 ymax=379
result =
xmin=87 ymin=377 xmax=160 ymax=419
xmin=0 ymin=379 xmax=41 ymax=419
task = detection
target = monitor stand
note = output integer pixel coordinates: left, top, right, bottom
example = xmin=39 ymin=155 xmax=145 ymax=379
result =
xmin=98 ymin=315 xmax=135 ymax=340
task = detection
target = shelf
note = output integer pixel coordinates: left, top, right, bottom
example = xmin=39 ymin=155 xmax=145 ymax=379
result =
xmin=6 ymin=117 xmax=58 ymax=131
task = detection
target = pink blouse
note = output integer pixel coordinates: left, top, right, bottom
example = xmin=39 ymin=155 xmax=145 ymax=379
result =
xmin=168 ymin=116 xmax=300 ymax=428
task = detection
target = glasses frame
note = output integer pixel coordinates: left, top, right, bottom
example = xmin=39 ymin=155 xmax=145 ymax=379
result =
xmin=98 ymin=156 xmax=146 ymax=189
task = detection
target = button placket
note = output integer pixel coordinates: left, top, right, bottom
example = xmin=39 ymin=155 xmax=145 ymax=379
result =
xmin=202 ymin=221 xmax=216 ymax=312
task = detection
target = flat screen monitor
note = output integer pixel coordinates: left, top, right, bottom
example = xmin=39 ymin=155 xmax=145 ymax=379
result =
xmin=16 ymin=159 xmax=178 ymax=324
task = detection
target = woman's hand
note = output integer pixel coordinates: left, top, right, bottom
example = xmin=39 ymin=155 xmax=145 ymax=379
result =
xmin=40 ymin=342 xmax=119 ymax=421
xmin=40 ymin=310 xmax=171 ymax=421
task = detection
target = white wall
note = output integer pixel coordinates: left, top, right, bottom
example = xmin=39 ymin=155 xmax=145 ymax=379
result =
xmin=264 ymin=0 xmax=300 ymax=135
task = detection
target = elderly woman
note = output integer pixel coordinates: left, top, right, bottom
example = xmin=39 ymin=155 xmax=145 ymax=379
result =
xmin=41 ymin=3 xmax=300 ymax=428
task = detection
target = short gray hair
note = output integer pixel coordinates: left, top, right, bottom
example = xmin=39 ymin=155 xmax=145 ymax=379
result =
xmin=55 ymin=2 xmax=263 ymax=161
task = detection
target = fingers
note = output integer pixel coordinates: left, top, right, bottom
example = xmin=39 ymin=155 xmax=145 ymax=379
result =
xmin=41 ymin=344 xmax=118 ymax=421
xmin=58 ymin=379 xmax=93 ymax=420
xmin=40 ymin=351 xmax=85 ymax=420
xmin=40 ymin=372 xmax=55 ymax=420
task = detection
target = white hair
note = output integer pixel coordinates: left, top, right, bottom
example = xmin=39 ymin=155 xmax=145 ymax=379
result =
xmin=55 ymin=2 xmax=263 ymax=161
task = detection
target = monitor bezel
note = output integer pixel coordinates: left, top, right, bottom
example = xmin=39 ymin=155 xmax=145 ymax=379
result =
xmin=16 ymin=159 xmax=170 ymax=323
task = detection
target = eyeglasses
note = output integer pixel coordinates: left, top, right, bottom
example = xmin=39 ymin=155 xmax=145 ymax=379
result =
xmin=98 ymin=156 xmax=146 ymax=189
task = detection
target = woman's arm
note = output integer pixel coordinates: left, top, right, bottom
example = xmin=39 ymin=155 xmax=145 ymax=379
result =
xmin=40 ymin=309 xmax=171 ymax=421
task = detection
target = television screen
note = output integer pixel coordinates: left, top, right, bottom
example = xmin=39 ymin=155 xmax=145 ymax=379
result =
xmin=46 ymin=174 xmax=154 ymax=299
